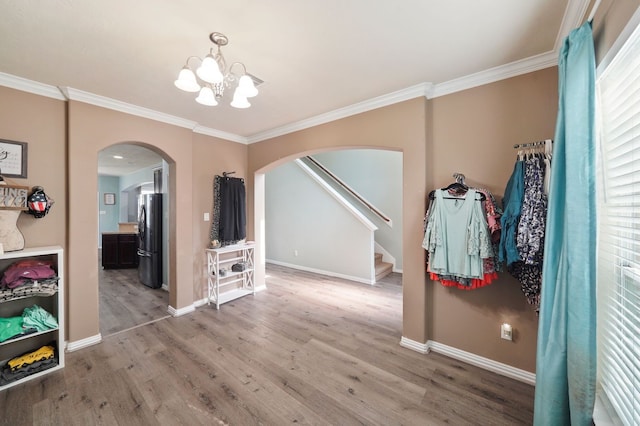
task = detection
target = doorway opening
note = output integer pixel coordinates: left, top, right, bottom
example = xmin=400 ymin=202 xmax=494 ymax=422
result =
xmin=258 ymin=147 xmax=404 ymax=322
xmin=97 ymin=143 xmax=171 ymax=337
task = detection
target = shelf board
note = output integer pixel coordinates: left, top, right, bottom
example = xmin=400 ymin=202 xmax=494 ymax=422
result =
xmin=215 ymin=288 xmax=253 ymax=306
xmin=0 ymin=246 xmax=63 ymax=260
xmin=0 ymin=363 xmax=63 ymax=391
xmin=0 ymin=328 xmax=58 ymax=347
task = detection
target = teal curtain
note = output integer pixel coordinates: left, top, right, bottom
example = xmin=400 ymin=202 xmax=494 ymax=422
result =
xmin=533 ymin=22 xmax=596 ymax=426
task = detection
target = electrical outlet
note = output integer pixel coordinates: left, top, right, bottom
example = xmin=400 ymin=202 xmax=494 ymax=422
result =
xmin=501 ymin=323 xmax=513 ymax=341
xmin=204 ymin=212 xmax=210 ymax=221
xmin=294 ymin=249 xmax=298 ymax=256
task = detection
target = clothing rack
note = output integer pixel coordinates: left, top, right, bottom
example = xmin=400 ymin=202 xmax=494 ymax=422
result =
xmin=218 ymin=171 xmax=244 ymax=183
xmin=513 ymin=139 xmax=553 ymax=149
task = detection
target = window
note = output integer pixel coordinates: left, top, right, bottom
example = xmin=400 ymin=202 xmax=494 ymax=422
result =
xmin=596 ymin=19 xmax=640 ymax=426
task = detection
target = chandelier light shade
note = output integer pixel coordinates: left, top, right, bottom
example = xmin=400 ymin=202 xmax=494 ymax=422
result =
xmin=174 ymin=32 xmax=259 ymax=109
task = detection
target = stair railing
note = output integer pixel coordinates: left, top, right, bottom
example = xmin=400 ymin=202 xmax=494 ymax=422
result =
xmin=304 ymin=156 xmax=391 ymax=225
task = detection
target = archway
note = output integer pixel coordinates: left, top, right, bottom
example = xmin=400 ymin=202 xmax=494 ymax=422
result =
xmin=97 ymin=142 xmax=172 ymax=337
xmin=247 ymin=98 xmax=430 ymax=347
xmin=67 ymin=102 xmax=194 ymax=347
xmin=258 ymin=147 xmax=402 ymax=285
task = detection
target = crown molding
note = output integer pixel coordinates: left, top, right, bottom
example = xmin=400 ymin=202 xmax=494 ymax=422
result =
xmin=193 ymin=125 xmax=248 ymax=144
xmin=556 ymin=0 xmax=591 ymax=51
xmin=63 ymin=87 xmax=199 ymax=130
xmin=0 ymin=72 xmax=66 ymax=100
xmin=246 ymin=83 xmax=433 ymax=144
xmin=1 ymin=39 xmax=564 ymax=146
xmin=429 ymin=50 xmax=558 ymax=99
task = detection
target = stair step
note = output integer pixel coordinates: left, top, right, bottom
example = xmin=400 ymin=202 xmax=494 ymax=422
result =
xmin=374 ymin=252 xmax=383 ymax=264
xmin=375 ymin=261 xmax=393 ymax=281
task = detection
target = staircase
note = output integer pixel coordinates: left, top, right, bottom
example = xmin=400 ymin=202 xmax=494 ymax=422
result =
xmin=375 ymin=253 xmax=393 ymax=282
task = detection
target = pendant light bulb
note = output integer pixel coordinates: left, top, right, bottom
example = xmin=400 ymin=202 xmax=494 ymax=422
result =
xmin=237 ymin=74 xmax=258 ymax=98
xmin=195 ymin=86 xmax=218 ymax=106
xmin=174 ymin=67 xmax=200 ymax=92
xmin=197 ymin=54 xmax=224 ymax=84
xmin=230 ymin=89 xmax=251 ymax=109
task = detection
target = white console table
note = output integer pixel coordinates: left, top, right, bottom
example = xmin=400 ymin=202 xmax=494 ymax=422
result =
xmin=205 ymin=242 xmax=255 ymax=309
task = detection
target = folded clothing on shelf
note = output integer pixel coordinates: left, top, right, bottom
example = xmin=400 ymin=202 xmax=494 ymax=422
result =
xmin=1 ymin=344 xmax=58 ymax=385
xmin=231 ymin=262 xmax=248 ymax=272
xmin=1 ymin=260 xmax=56 ymax=289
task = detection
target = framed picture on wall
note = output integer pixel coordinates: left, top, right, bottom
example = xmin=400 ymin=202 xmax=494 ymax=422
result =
xmin=0 ymin=139 xmax=28 ymax=178
xmin=104 ymin=193 xmax=116 ymax=205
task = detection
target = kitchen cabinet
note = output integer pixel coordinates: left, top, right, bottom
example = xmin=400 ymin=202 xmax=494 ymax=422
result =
xmin=101 ymin=232 xmax=138 ymax=269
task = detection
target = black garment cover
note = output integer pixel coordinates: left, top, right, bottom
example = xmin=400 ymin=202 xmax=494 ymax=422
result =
xmin=218 ymin=177 xmax=246 ymax=243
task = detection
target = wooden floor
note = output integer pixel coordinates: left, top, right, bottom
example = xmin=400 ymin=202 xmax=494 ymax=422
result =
xmin=1 ymin=265 xmax=534 ymax=425
xmin=99 ymin=260 xmax=170 ymax=337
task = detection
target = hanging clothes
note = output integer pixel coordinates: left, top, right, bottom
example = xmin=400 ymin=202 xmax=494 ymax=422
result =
xmin=500 ymin=147 xmax=550 ymax=311
xmin=423 ymin=188 xmax=494 ymax=289
xmin=498 ymin=160 xmax=525 ymax=266
xmin=210 ymin=175 xmax=246 ymax=245
xmin=516 ymin=156 xmax=548 ymax=266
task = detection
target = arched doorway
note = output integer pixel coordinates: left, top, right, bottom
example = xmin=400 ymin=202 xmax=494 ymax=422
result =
xmin=261 ymin=148 xmax=403 ymax=284
xmin=67 ymin=103 xmax=195 ymax=347
xmin=247 ymin=98 xmax=430 ymax=347
xmin=97 ymin=143 xmax=171 ymax=337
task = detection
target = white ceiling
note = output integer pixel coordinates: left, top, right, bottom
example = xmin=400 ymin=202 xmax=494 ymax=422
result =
xmin=1 ymin=0 xmax=590 ymax=169
xmin=97 ymin=144 xmax=163 ymax=176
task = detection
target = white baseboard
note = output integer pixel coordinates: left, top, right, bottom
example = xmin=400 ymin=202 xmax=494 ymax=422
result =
xmin=193 ymin=297 xmax=209 ymax=308
xmin=66 ymin=333 xmax=102 ymax=352
xmin=399 ymin=336 xmax=430 ymax=353
xmin=399 ymin=337 xmax=536 ymax=385
xmin=266 ymin=259 xmax=375 ymax=285
xmin=167 ymin=304 xmax=196 ymax=317
xmin=254 ymin=284 xmax=267 ymax=292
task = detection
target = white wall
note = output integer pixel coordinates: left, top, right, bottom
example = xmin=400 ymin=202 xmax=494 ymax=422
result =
xmin=266 ymin=161 xmax=375 ymax=283
xmin=313 ymin=149 xmax=403 ymax=269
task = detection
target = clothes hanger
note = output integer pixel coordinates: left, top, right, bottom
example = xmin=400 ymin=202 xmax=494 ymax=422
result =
xmin=428 ymin=173 xmax=485 ymax=201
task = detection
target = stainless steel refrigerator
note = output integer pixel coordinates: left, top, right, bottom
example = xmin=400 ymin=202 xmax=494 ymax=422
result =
xmin=137 ymin=193 xmax=163 ymax=288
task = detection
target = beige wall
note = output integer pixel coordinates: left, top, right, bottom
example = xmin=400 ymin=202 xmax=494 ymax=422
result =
xmin=0 ymin=86 xmax=67 ymax=328
xmin=429 ymin=68 xmax=558 ymax=371
xmin=0 ymin=87 xmax=66 ymax=249
xmin=191 ymin=134 xmax=248 ymax=301
xmin=591 ymin=0 xmax=640 ymax=64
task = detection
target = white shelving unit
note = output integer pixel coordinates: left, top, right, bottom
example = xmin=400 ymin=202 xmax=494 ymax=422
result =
xmin=0 ymin=246 xmax=64 ymax=391
xmin=206 ymin=242 xmax=255 ymax=309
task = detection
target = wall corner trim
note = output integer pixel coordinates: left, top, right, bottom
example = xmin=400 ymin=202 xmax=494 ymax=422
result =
xmin=193 ymin=125 xmax=248 ymax=144
xmin=399 ymin=336 xmax=431 ymax=354
xmin=66 ymin=333 xmax=102 ymax=352
xmin=167 ymin=304 xmax=196 ymax=317
xmin=400 ymin=337 xmax=536 ymax=385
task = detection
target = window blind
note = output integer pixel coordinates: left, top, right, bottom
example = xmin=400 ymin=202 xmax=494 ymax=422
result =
xmin=596 ymin=21 xmax=640 ymax=426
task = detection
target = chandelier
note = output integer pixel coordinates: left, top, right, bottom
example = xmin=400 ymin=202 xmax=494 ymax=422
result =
xmin=174 ymin=32 xmax=259 ymax=109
